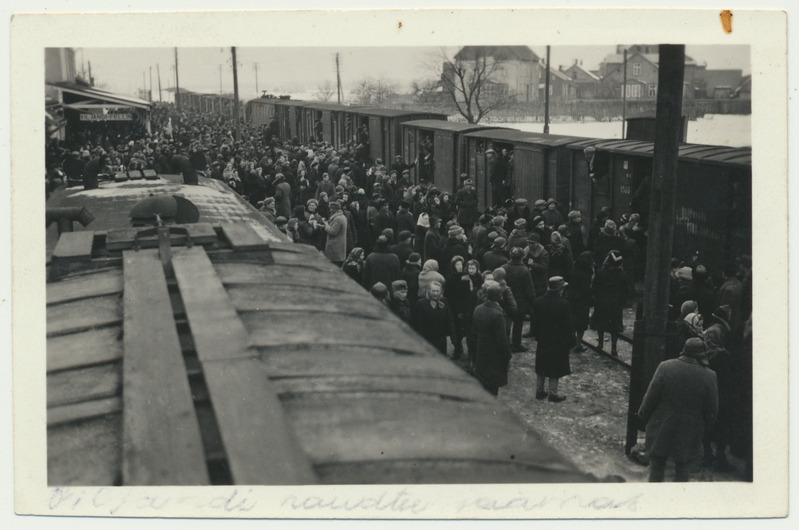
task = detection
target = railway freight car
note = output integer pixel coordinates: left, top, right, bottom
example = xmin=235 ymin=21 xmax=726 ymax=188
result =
xmin=270 ymin=98 xmax=309 ymax=143
xmin=401 ymin=120 xmax=505 ymax=191
xmin=349 ymin=108 xmax=448 ymax=163
xmin=45 ymin=173 xmax=593 ymax=485
xmin=299 ymin=102 xmax=365 ymax=147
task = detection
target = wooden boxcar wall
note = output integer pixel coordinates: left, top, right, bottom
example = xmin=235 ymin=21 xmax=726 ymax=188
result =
xmin=433 ymin=130 xmax=456 ymax=193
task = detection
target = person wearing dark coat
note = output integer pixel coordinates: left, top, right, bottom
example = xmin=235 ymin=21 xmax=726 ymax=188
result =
xmin=472 ymin=283 xmax=513 ymax=397
xmin=362 ymin=236 xmax=401 ymax=290
xmin=463 ymin=259 xmax=484 ymax=364
xmin=566 ymin=251 xmax=594 ymax=352
xmin=546 ymin=231 xmax=573 ymax=280
xmin=593 ymin=219 xmax=625 ymax=263
xmin=401 ymin=252 xmax=423 ymax=309
xmin=439 ymin=225 xmax=469 ymax=272
xmin=532 ymin=277 xmax=575 ymax=402
xmin=171 ymin=153 xmax=198 ymax=185
xmin=455 ymin=178 xmax=479 ymax=232
xmin=373 ymin=201 xmax=396 ymax=237
xmin=273 ymin=173 xmax=293 ymax=219
xmin=423 ymin=216 xmax=444 ymax=266
xmin=490 ymin=267 xmax=517 ymax=336
xmin=507 ymin=218 xmax=529 ymax=250
xmin=703 ymin=304 xmax=736 ymax=471
xmin=389 ymin=230 xmax=415 ymax=269
xmin=389 ymin=280 xmax=413 ymax=325
xmin=481 ymin=237 xmax=509 ymax=272
xmin=395 ymin=201 xmax=416 ymax=237
xmin=566 ymin=210 xmax=587 ymax=256
xmin=637 ymin=337 xmax=719 ymax=482
xmin=444 ymin=256 xmax=470 ymax=358
xmin=81 ymin=155 xmax=109 ymax=190
xmin=413 ymin=281 xmax=456 ymax=355
xmin=502 ymin=247 xmax=537 ymax=352
xmin=341 ymin=247 xmax=365 ymax=285
xmin=591 ymin=250 xmax=628 ymax=356
xmin=524 ymin=234 xmax=550 ymax=298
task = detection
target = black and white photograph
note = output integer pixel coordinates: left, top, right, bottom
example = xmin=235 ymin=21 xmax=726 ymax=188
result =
xmin=7 ymin=4 xmax=791 ymax=524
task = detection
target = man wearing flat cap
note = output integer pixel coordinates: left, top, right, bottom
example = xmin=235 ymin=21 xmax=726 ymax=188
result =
xmin=455 ymin=177 xmax=479 ymax=233
xmin=472 ymin=282 xmax=513 ymax=397
xmin=637 ymin=337 xmax=719 ymax=482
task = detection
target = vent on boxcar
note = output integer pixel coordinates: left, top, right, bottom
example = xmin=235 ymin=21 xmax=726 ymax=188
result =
xmin=130 ymin=195 xmax=200 ymax=226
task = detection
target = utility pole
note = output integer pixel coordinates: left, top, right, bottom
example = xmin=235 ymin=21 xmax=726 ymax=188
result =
xmin=157 ymin=63 xmax=163 ymax=102
xmin=544 ymin=45 xmax=551 ymax=134
xmin=232 ymin=47 xmax=241 ymax=141
xmin=626 ymin=44 xmax=685 ymax=455
xmin=335 ymin=53 xmax=342 ymax=104
xmin=622 ymin=49 xmax=628 ymax=139
xmin=174 ymin=48 xmax=181 ymax=111
xmin=254 ymin=63 xmax=259 ymax=95
xmin=149 ymin=66 xmax=153 ymax=102
xmin=219 ymin=64 xmax=223 ymax=95
xmin=88 ymin=61 xmax=93 ymax=87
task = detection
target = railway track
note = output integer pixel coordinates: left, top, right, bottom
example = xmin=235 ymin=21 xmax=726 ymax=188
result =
xmin=580 ymin=339 xmax=632 ymax=370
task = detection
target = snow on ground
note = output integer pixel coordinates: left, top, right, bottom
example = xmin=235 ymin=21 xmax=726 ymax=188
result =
xmin=490 ymin=114 xmax=751 ymax=148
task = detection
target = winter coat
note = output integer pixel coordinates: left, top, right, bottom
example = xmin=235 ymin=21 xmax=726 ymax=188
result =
xmin=323 ymin=210 xmax=348 ymax=263
xmin=362 ymin=249 xmax=401 ymax=290
xmin=412 ymin=298 xmax=455 ymax=353
xmin=532 ymin=291 xmax=574 ymax=378
xmin=473 ymin=300 xmax=513 ymax=388
xmin=566 ymin=261 xmax=594 ymax=333
xmin=525 ymin=244 xmax=550 ymax=296
xmin=591 ymin=265 xmax=628 ymax=332
xmin=423 ymin=228 xmax=443 ymax=266
xmin=274 ymin=179 xmax=292 ymax=219
xmin=455 ymin=186 xmax=479 ymax=226
xmin=638 ymin=357 xmax=718 ymax=462
xmin=481 ymin=249 xmax=509 ymax=273
xmin=417 ymin=260 xmax=446 ymax=300
xmin=502 ymin=259 xmax=537 ymax=314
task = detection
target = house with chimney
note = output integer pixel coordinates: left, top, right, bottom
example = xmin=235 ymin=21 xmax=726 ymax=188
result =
xmin=562 ymin=61 xmax=601 ymax=99
xmin=598 ymin=44 xmax=700 ymax=100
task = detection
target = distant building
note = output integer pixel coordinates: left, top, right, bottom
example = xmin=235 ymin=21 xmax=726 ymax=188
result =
xmin=598 ymin=45 xmax=699 ymax=100
xmin=563 ymin=61 xmax=601 ymax=99
xmin=450 ymin=46 xmax=542 ymax=103
xmin=540 ymin=67 xmax=574 ymax=104
xmin=692 ymin=68 xmax=745 ymax=99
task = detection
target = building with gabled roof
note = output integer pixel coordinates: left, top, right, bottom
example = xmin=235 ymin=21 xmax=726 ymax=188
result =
xmin=449 ymin=46 xmax=542 ymax=102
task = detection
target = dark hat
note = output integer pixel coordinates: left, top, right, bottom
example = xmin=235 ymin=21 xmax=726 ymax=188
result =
xmin=681 ymin=337 xmax=709 ymax=365
xmin=398 ymin=230 xmax=413 ymax=241
xmin=491 ymin=215 xmax=505 ymax=226
xmin=534 ymin=199 xmax=547 ymax=208
xmin=548 ymin=276 xmax=568 ymax=291
xmin=275 ymin=216 xmax=287 ymax=224
xmin=486 ymin=282 xmax=502 ymax=302
xmin=329 ymin=201 xmax=342 ymax=211
xmin=568 ymin=210 xmax=582 ymax=221
xmin=370 ymin=282 xmax=389 ymax=298
xmin=532 ymin=215 xmax=544 ymax=226
xmin=407 ymin=252 xmax=422 ymax=265
xmin=514 ymin=197 xmax=528 ymax=205
xmin=547 ymin=198 xmax=557 ymax=205
xmin=492 ymin=237 xmax=507 ymax=249
xmin=463 ymin=178 xmax=473 ymax=186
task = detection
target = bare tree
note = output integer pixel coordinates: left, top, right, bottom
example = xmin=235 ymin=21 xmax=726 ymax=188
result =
xmin=438 ymin=48 xmax=516 ymax=123
xmin=314 ymin=80 xmax=335 ymax=102
xmin=351 ymin=76 xmax=398 ymax=105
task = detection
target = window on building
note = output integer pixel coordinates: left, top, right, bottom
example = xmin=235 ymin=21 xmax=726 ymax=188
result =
xmin=625 ymin=84 xmax=642 ymax=99
xmin=632 ymin=62 xmax=641 ymax=76
xmin=549 ymin=85 xmax=553 ymax=96
xmin=648 ymin=84 xmax=657 ymax=97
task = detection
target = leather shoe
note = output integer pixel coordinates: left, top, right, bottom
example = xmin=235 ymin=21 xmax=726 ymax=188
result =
xmin=535 ymin=391 xmax=548 ymax=400
xmin=548 ymin=394 xmax=567 ymax=403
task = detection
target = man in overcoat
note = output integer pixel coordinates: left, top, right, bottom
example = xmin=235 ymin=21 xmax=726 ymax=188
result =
xmin=532 ymin=276 xmax=574 ymax=402
xmin=323 ymin=201 xmax=348 ymax=266
xmin=473 ymin=283 xmax=513 ymax=396
xmin=362 ymin=235 xmax=401 ymax=290
xmin=637 ymin=337 xmax=719 ymax=482
xmin=502 ymin=247 xmax=537 ymax=352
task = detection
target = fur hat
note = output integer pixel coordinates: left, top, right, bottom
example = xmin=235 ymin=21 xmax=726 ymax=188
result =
xmin=448 ymin=225 xmax=465 ymax=238
xmin=514 ymin=218 xmax=527 ymax=229
xmin=407 ymin=252 xmax=422 ymax=265
xmin=534 ymin=199 xmax=547 ymax=208
xmin=568 ymin=210 xmax=582 ymax=221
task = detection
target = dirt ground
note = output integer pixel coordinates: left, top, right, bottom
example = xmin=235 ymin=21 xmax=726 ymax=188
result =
xmin=448 ymin=305 xmax=750 ymax=483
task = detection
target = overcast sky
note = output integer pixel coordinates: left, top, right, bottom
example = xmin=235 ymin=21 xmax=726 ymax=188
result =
xmin=75 ymin=45 xmax=750 ymax=100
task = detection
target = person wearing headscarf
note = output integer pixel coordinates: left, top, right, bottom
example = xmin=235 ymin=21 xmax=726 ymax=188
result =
xmin=342 ymin=247 xmax=366 ymax=285
xmin=412 ymin=281 xmax=456 ymax=355
xmin=417 ymin=259 xmax=446 ymax=301
xmin=674 ymin=300 xmax=704 ymax=360
xmin=472 ymin=282 xmax=513 ymax=397
xmin=546 ymin=230 xmax=573 ymax=280
xmin=637 ymin=337 xmax=718 ymax=482
xmin=590 ymin=250 xmax=628 ymax=356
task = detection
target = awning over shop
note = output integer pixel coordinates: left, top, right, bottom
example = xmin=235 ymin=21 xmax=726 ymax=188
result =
xmin=48 ymin=82 xmax=153 ymax=110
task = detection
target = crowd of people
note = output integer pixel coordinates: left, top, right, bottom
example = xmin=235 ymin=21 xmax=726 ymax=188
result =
xmin=44 ymin=101 xmax=753 ymax=482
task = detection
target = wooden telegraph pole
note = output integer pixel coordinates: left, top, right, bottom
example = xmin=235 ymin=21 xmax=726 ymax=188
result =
xmin=622 ymin=49 xmax=628 ymax=139
xmin=174 ymin=48 xmax=181 ymax=111
xmin=544 ymin=45 xmax=551 ymax=134
xmin=336 ymin=53 xmax=342 ymax=104
xmin=157 ymin=64 xmax=163 ymax=102
xmin=232 ymin=47 xmax=241 ymax=141
xmin=626 ymin=44 xmax=685 ymax=454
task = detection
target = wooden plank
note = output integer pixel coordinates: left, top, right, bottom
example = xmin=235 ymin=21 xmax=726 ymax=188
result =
xmin=220 ymin=222 xmax=270 ymax=251
xmin=48 ymin=414 xmax=121 ymax=486
xmin=226 ymin=284 xmax=388 ymax=319
xmin=47 ymin=269 xmax=123 ymax=305
xmin=106 ymin=223 xmax=217 ymax=251
xmin=47 ymin=326 xmax=123 ymax=373
xmin=203 ymin=358 xmax=319 ymax=484
xmin=47 ymin=362 xmax=121 ymax=408
xmin=48 ymin=396 xmax=122 ymax=427
xmin=121 ymin=249 xmax=210 ymax=485
xmin=47 ymin=295 xmax=122 ymax=336
xmin=213 ymin=262 xmax=365 ymax=295
xmin=172 ymin=247 xmax=318 ymax=484
xmin=52 ymin=231 xmax=94 ymax=261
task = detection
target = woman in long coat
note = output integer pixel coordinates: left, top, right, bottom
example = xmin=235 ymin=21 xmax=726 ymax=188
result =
xmin=590 ymin=250 xmax=628 ymax=356
xmin=472 ymin=282 xmax=512 ymax=396
xmin=566 ymin=251 xmax=594 ymax=352
xmin=637 ymin=337 xmax=719 ymax=482
xmin=323 ymin=202 xmax=348 ymax=265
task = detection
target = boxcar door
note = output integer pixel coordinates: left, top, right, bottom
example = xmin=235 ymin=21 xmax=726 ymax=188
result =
xmin=404 ymin=127 xmax=419 ymax=184
xmin=368 ymin=116 xmax=383 ymax=162
xmin=555 ymin=148 xmax=572 ymax=210
xmin=434 ymin=130 xmax=455 ymax=193
xmin=513 ymin=146 xmax=545 ymax=203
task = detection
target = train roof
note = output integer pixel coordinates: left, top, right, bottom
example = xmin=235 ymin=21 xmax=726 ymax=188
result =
xmin=401 ymin=119 xmax=506 ymax=133
xmin=270 ymin=99 xmax=309 ymax=108
xmin=46 ymin=213 xmax=591 ymax=485
xmin=463 ymin=128 xmax=590 ymax=147
xmin=46 ymin=175 xmax=288 ymax=259
xmin=564 ymin=137 xmax=751 ymax=167
xmin=352 ymin=107 xmax=449 ymax=118
xmin=302 ymin=102 xmax=366 ymax=111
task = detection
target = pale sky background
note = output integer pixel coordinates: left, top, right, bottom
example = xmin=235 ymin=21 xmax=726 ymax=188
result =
xmin=74 ymin=45 xmax=750 ymax=100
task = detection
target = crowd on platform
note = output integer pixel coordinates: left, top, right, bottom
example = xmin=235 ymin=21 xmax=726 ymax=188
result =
xmin=44 ymin=101 xmax=754 ymax=482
